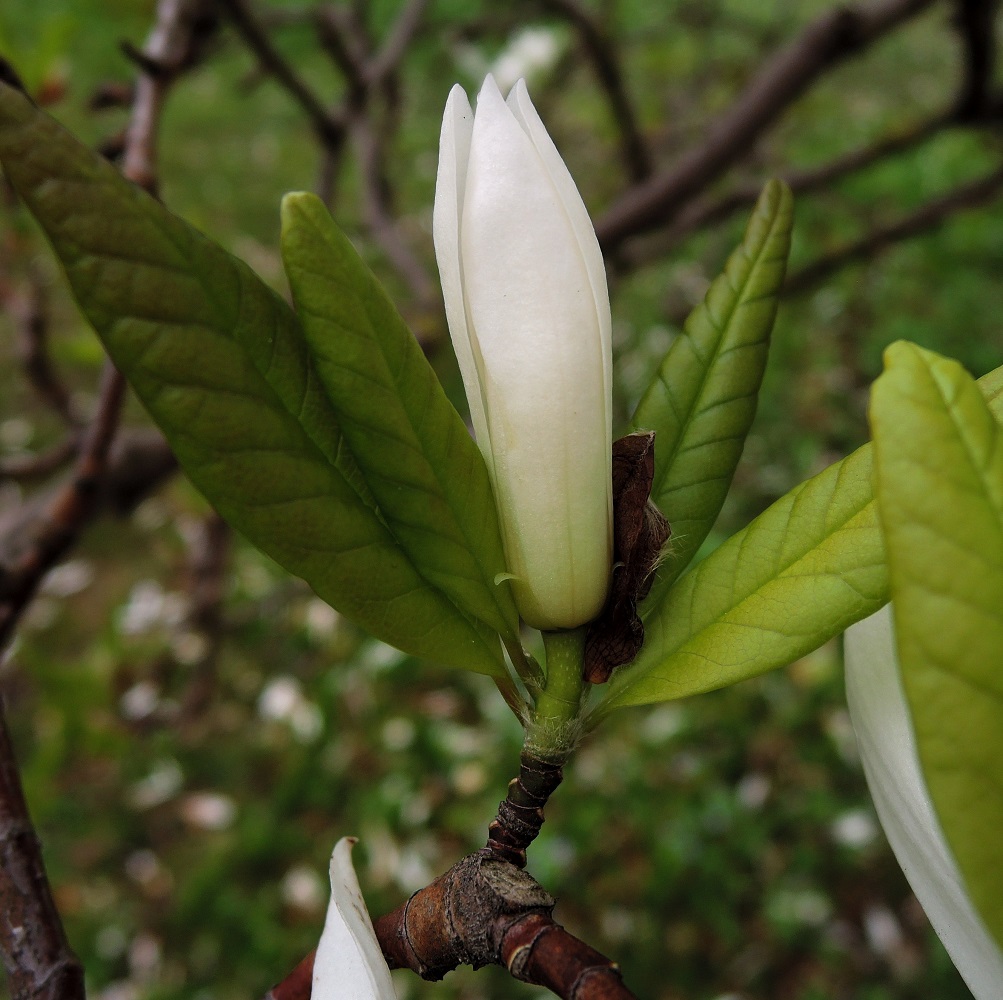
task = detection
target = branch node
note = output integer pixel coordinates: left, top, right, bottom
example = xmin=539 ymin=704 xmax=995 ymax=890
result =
xmin=486 ymin=751 xmax=565 ymax=867
xmin=119 ymin=39 xmax=173 ymax=78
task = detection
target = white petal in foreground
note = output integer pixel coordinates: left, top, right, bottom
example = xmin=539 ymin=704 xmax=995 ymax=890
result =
xmin=311 ymin=838 xmax=397 ymax=1000
xmin=844 ymin=606 xmax=1003 ymax=999
xmin=432 ymin=74 xmax=613 ymax=630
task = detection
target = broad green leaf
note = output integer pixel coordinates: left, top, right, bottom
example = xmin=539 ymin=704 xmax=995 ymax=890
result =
xmin=871 ymin=341 xmax=1003 ymax=948
xmin=596 ymin=364 xmax=1003 ymax=713
xmin=633 ymin=179 xmax=792 ymax=609
xmin=0 ymin=79 xmax=505 ymax=676
xmin=597 ymin=442 xmax=887 ymax=711
xmin=280 ymin=193 xmax=518 ymax=643
xmin=979 ymin=360 xmax=1003 ymax=405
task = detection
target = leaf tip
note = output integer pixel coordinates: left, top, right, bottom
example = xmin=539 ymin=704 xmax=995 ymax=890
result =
xmin=881 ymin=339 xmax=922 ymax=371
xmin=280 ymin=189 xmax=325 ymax=229
xmin=756 ymin=177 xmax=794 ymax=225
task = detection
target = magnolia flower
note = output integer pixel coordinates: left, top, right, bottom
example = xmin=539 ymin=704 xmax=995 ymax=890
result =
xmin=312 ymin=838 xmax=396 ymax=1000
xmin=433 ymin=75 xmax=613 ymax=631
xmin=844 ymin=606 xmax=1003 ymax=998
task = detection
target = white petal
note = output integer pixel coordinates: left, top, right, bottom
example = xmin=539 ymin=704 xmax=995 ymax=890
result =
xmin=460 ymin=75 xmax=611 ymax=627
xmin=311 ymin=838 xmax=397 ymax=1000
xmin=845 ymin=606 xmax=1003 ymax=999
xmin=432 ymin=84 xmax=492 ymax=460
xmin=505 ymin=78 xmax=613 ymax=463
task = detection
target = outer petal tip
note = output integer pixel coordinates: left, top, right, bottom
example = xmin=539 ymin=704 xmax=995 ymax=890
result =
xmin=443 ymin=83 xmax=472 ymax=121
xmin=478 ymin=73 xmax=502 ymax=98
xmin=845 ymin=608 xmax=1003 ymax=1000
xmin=312 ymin=837 xmax=396 ymax=1000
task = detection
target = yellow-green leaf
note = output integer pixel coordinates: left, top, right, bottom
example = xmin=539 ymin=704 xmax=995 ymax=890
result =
xmin=633 ymin=180 xmax=792 ymax=610
xmin=871 ymin=341 xmax=1003 ymax=949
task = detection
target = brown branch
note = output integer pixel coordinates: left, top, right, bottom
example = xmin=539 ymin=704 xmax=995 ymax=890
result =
xmin=2 ymin=274 xmax=79 ymax=427
xmin=311 ymin=0 xmax=434 ymax=301
xmin=92 ymin=429 xmax=178 ymax=516
xmin=314 ymin=4 xmax=369 ymax=100
xmin=177 ymin=512 xmax=231 ymax=723
xmin=264 ymin=951 xmax=314 ymax=1000
xmin=0 ymin=430 xmax=176 ymax=620
xmin=223 ymin=0 xmax=432 ymax=298
xmin=216 ymin=0 xmax=347 ymax=147
xmin=266 ymin=851 xmax=637 ymax=1000
xmin=0 ymin=437 xmax=79 ymax=484
xmin=314 ymin=144 xmax=344 ymax=206
xmin=265 ymin=747 xmax=598 ymax=999
xmin=0 ymin=700 xmax=85 ymax=1000
xmin=541 ymin=0 xmax=652 ymax=182
xmin=121 ymin=0 xmax=219 ymax=193
xmin=486 ymin=750 xmax=565 ymax=868
xmin=953 ymin=0 xmax=999 ymax=119
xmin=366 ymin=0 xmax=429 ymax=87
xmin=655 ymin=107 xmax=953 ymax=251
xmin=784 ymin=159 xmax=1003 ymax=294
xmin=0 ymin=363 xmax=126 ymax=651
xmin=499 ymin=912 xmax=633 ymax=1000
xmin=595 ymin=0 xmax=938 ymax=253
xmin=350 ymin=114 xmax=436 ymax=302
xmin=374 ymin=851 xmax=636 ymax=998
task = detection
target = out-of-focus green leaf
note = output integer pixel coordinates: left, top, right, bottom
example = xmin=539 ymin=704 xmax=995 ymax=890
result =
xmin=978 ymin=361 xmax=1003 ymax=404
xmin=871 ymin=341 xmax=1003 ymax=948
xmin=597 ymin=442 xmax=886 ymax=711
xmin=633 ymin=179 xmax=792 ymax=610
xmin=0 ymin=79 xmax=506 ymax=676
xmin=280 ymin=193 xmax=519 ymax=643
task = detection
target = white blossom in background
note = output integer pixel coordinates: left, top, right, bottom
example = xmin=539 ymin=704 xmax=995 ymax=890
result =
xmin=40 ymin=559 xmax=94 ymax=597
xmin=845 ymin=605 xmax=1003 ymax=999
xmin=258 ymin=675 xmax=324 ymax=742
xmin=433 ymin=75 xmax=613 ymax=630
xmin=829 ymin=808 xmax=878 ymax=850
xmin=452 ymin=26 xmax=564 ymax=93
xmin=117 ymin=580 xmax=186 ymax=635
xmin=282 ymin=865 xmax=326 ymax=915
xmin=311 ymin=838 xmax=396 ymax=1000
xmin=128 ymin=758 xmax=183 ymax=810
xmin=179 ymin=792 xmax=237 ymax=831
xmin=490 ymin=27 xmax=564 ymax=90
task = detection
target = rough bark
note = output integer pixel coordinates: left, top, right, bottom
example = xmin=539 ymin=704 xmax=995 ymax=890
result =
xmin=0 ymin=705 xmax=85 ymax=1000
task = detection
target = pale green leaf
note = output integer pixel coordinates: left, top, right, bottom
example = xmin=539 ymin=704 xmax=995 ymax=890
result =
xmin=598 ymin=359 xmax=1003 ymax=713
xmin=634 ymin=179 xmax=792 ymax=610
xmin=0 ymin=79 xmax=505 ymax=676
xmin=597 ymin=442 xmax=886 ymax=711
xmin=280 ymin=193 xmax=518 ymax=642
xmin=871 ymin=340 xmax=1003 ymax=949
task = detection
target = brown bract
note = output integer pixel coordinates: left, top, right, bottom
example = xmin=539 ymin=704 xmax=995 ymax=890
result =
xmin=584 ymin=431 xmax=670 ymax=684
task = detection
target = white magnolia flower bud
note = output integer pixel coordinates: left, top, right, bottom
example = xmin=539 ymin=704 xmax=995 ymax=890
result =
xmin=311 ymin=838 xmax=396 ymax=1000
xmin=433 ymin=74 xmax=613 ymax=631
xmin=845 ymin=606 xmax=1003 ymax=999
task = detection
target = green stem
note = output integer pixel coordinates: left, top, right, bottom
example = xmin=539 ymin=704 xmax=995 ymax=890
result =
xmin=533 ymin=627 xmax=588 ymax=729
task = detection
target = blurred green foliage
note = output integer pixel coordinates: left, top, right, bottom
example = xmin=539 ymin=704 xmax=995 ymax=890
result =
xmin=2 ymin=0 xmax=1001 ymax=997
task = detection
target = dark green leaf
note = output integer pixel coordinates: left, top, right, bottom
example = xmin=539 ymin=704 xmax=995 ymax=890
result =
xmin=280 ymin=193 xmax=519 ymax=643
xmin=0 ymin=80 xmax=505 ymax=676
